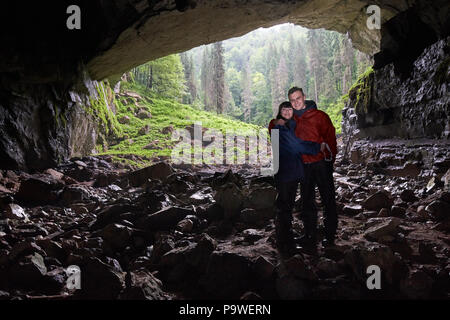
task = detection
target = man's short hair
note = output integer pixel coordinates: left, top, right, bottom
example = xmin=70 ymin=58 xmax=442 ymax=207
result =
xmin=288 ymin=87 xmax=304 ymax=97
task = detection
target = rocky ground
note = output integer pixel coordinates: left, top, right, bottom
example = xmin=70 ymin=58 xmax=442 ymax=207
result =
xmin=0 ymin=139 xmax=449 ymax=300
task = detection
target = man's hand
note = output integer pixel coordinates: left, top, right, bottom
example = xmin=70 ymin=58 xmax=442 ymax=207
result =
xmin=274 ymin=119 xmax=286 ymax=126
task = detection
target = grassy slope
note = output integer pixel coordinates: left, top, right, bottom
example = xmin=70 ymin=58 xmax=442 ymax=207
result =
xmin=97 ymin=81 xmax=263 ymax=167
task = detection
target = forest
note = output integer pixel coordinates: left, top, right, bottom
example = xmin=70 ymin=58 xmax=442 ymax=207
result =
xmin=129 ymin=24 xmax=372 ymax=133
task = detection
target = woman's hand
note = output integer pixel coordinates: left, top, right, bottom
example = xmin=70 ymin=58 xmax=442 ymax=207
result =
xmin=274 ymin=119 xmax=286 ymax=126
xmin=320 ymin=142 xmax=327 ymax=152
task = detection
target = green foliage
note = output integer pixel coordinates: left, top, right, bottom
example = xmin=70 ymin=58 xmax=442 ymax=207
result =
xmin=82 ymin=81 xmax=123 ymax=152
xmin=97 ymin=81 xmax=262 ymax=165
xmin=188 ymin=24 xmax=372 ymax=128
xmin=320 ymin=100 xmax=344 ymax=134
xmin=131 ymin=54 xmax=186 ymax=100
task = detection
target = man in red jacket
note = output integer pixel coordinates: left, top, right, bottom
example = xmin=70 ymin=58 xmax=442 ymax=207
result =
xmin=288 ymin=87 xmax=338 ymax=249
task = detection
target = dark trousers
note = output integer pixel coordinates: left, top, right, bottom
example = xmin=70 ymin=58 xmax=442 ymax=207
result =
xmin=300 ymin=160 xmax=337 ymax=241
xmin=274 ymin=179 xmax=299 ymax=245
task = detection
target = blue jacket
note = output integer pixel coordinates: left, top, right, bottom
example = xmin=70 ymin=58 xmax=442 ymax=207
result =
xmin=273 ymin=119 xmax=320 ymax=183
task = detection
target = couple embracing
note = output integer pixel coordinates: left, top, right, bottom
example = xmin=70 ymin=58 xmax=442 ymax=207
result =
xmin=268 ymin=87 xmax=338 ymax=257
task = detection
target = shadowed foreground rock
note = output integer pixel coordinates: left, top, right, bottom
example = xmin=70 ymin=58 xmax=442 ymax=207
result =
xmin=0 ymin=145 xmax=449 ymax=299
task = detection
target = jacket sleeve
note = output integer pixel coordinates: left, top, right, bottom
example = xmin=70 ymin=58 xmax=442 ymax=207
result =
xmin=268 ymin=119 xmax=276 ymax=135
xmin=321 ymin=113 xmax=338 ymax=161
xmin=279 ymin=130 xmax=320 ymax=155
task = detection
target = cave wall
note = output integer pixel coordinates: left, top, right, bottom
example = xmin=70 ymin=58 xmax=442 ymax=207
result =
xmin=342 ymin=36 xmax=450 ymax=140
xmin=0 ymin=71 xmax=118 ymax=170
xmin=0 ymin=0 xmax=449 ymax=170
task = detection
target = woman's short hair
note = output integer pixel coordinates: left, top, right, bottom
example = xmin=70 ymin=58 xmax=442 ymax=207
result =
xmin=276 ymin=101 xmax=293 ymax=119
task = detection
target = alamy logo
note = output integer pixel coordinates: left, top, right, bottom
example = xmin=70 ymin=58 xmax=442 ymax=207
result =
xmin=170 ymin=122 xmax=279 ymax=176
xmin=66 ymin=5 xmax=81 ymax=30
xmin=366 ymin=5 xmax=381 ymax=30
xmin=366 ymin=265 xmax=381 ymax=290
xmin=66 ymin=265 xmax=81 ymax=290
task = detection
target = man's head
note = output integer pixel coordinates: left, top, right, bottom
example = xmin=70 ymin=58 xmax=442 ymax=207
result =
xmin=277 ymin=101 xmax=293 ymax=120
xmin=288 ymin=87 xmax=306 ymax=110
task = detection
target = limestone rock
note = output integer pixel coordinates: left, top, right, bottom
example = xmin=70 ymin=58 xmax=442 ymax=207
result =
xmin=343 ymin=204 xmax=363 ymax=216
xmin=362 ymin=191 xmax=394 ymax=212
xmin=127 ymin=162 xmax=174 ymax=186
xmin=80 ymin=257 xmax=125 ymax=299
xmin=400 ymin=189 xmax=417 ymax=202
xmin=425 ymin=200 xmax=450 ymax=221
xmin=16 ymin=175 xmax=64 ymax=205
xmin=118 ymin=115 xmax=130 ymax=124
xmin=243 ymin=185 xmax=277 ymax=210
xmin=100 ymin=223 xmax=133 ymax=250
xmin=4 ymin=203 xmax=29 ymax=221
xmin=363 ymin=217 xmax=402 ymax=242
xmin=200 ymin=251 xmax=251 ymax=299
xmin=214 ymin=183 xmax=244 ymax=219
xmin=140 ymin=206 xmax=193 ymax=231
xmin=344 ymin=243 xmax=408 ymax=286
xmin=119 ymin=269 xmax=169 ymax=300
xmin=136 ymin=109 xmax=152 ymax=119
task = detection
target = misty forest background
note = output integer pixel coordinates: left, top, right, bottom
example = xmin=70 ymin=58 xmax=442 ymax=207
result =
xmin=127 ymin=24 xmax=372 ymax=134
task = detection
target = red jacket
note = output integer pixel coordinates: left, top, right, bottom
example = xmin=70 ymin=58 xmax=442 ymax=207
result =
xmin=268 ymin=119 xmax=276 ymax=134
xmin=294 ymin=109 xmax=337 ymax=163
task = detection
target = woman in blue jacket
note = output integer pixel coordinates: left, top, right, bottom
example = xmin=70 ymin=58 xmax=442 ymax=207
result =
xmin=268 ymin=101 xmax=321 ymax=257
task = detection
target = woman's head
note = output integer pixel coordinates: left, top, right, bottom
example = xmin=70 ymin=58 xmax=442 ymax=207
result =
xmin=277 ymin=101 xmax=293 ymax=120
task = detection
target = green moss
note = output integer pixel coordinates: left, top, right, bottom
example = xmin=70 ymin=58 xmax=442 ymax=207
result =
xmin=347 ymin=67 xmax=374 ymax=115
xmin=433 ymin=56 xmax=450 ymax=85
xmin=53 ymin=105 xmax=68 ymax=128
xmin=81 ymin=81 xmax=123 ymax=152
xmin=95 ymin=81 xmax=263 ymax=167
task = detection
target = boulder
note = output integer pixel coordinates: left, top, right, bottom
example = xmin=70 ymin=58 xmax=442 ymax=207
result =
xmin=140 ymin=206 xmax=194 ymax=231
xmin=214 ymin=183 xmax=244 ymax=219
xmin=362 ymin=191 xmax=394 ymax=212
xmin=363 ymin=217 xmax=402 ymax=242
xmin=442 ymin=168 xmax=450 ymax=190
xmin=177 ymin=218 xmax=194 ymax=233
xmin=400 ymin=269 xmax=434 ymax=299
xmin=162 ymin=125 xmax=173 ymax=134
xmin=3 ymin=203 xmax=29 ymax=221
xmin=80 ymin=257 xmax=125 ymax=299
xmin=136 ymin=109 xmax=152 ymax=119
xmin=390 ymin=205 xmax=406 ymax=217
xmin=89 ymin=204 xmax=138 ymax=230
xmin=283 ymin=254 xmax=317 ymax=281
xmin=426 ymin=176 xmax=443 ymax=193
xmin=118 ymin=115 xmax=130 ymax=124
xmin=100 ymin=223 xmax=133 ymax=250
xmin=138 ymin=124 xmax=150 ymax=135
xmin=119 ymin=269 xmax=169 ymax=300
xmin=253 ymin=256 xmax=275 ymax=280
xmin=127 ymin=162 xmax=174 ymax=186
xmin=344 ymin=243 xmax=408 ymax=287
xmin=385 ymin=162 xmax=421 ymax=178
xmin=61 ymin=185 xmax=92 ymax=205
xmin=200 ymin=251 xmax=251 ymax=299
xmin=243 ymin=185 xmax=277 ymax=210
xmin=316 ymin=257 xmax=343 ymax=278
xmin=425 ymin=200 xmax=450 ymax=221
xmin=16 ymin=175 xmax=64 ymax=205
xmin=400 ymin=189 xmax=417 ymax=203
xmin=343 ymin=204 xmax=363 ymax=216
